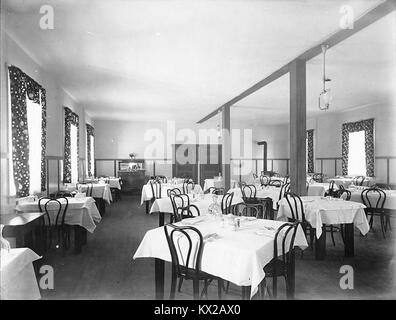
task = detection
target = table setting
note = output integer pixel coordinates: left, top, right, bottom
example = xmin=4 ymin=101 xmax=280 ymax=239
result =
xmin=16 ymin=196 xmax=101 ymax=233
xmin=133 ymin=214 xmax=308 ymax=299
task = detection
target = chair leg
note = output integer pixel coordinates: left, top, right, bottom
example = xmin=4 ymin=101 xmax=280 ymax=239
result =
xmin=170 ymin=267 xmax=177 ymax=300
xmin=217 ymin=279 xmax=223 ymax=300
xmin=330 ymin=226 xmax=336 ymax=246
xmin=178 ymin=276 xmax=184 ymax=292
xmin=380 ymin=214 xmax=386 ymax=238
xmin=193 ymin=279 xmax=200 ymax=300
xmin=272 ymin=276 xmax=277 ymax=299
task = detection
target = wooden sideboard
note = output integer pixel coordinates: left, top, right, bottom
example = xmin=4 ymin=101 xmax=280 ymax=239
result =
xmin=118 ymin=170 xmax=146 ymax=194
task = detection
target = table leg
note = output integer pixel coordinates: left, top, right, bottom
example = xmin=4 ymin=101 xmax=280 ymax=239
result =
xmin=344 ymin=223 xmax=354 ymax=257
xmin=155 ymin=258 xmax=165 ymax=300
xmin=241 ymin=286 xmax=251 ymax=300
xmin=74 ymin=225 xmax=86 ymax=254
xmin=159 ymin=212 xmax=165 ymax=227
xmin=315 ymin=227 xmax=326 ymax=260
xmin=287 ymin=249 xmax=295 ymax=299
xmin=146 ymin=201 xmax=150 ymax=214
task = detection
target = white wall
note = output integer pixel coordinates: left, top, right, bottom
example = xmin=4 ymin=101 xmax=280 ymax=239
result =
xmin=0 ymin=28 xmax=92 ymax=212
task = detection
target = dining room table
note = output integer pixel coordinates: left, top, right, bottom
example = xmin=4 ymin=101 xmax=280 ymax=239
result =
xmin=228 ymin=185 xmax=280 ymax=210
xmin=15 ymin=196 xmax=101 ymax=253
xmin=1 ymin=247 xmax=42 ymax=300
xmin=133 ymin=214 xmax=308 ymax=300
xmin=307 ymin=182 xmax=330 ymax=196
xmin=203 ymin=178 xmax=238 ymax=191
xmin=277 ymin=196 xmax=369 ymax=260
xmin=76 ymin=182 xmax=112 ymax=215
xmin=141 ymin=183 xmax=203 ymax=214
xmin=1 ymin=211 xmax=46 ymax=252
xmin=346 ymin=186 xmax=396 ymax=211
xmin=327 ymin=176 xmax=376 ymax=189
xmin=85 ymin=177 xmax=122 ymax=190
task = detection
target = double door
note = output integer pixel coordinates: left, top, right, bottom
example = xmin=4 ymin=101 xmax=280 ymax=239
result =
xmin=172 ymin=144 xmax=222 ymax=187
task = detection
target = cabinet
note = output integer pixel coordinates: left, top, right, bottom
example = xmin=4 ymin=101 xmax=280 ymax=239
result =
xmin=118 ymin=159 xmax=146 ymax=194
xmin=118 ymin=170 xmax=146 ymax=194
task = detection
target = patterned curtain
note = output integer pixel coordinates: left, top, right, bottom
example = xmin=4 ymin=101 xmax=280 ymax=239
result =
xmin=306 ymin=129 xmax=314 ymax=173
xmin=63 ymin=107 xmax=79 ymax=183
xmin=8 ymin=65 xmax=47 ymax=197
xmin=342 ymin=119 xmax=375 ymax=177
xmin=86 ymin=124 xmax=95 ymax=177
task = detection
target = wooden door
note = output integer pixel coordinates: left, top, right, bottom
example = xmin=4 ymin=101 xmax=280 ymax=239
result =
xmin=172 ymin=144 xmax=198 ymax=182
xmin=199 ymin=144 xmax=222 ymax=187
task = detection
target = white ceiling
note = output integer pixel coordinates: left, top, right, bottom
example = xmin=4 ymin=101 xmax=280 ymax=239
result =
xmin=4 ymin=0 xmax=394 ymax=124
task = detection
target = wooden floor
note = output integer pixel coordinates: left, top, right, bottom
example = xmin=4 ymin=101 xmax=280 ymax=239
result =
xmin=38 ymin=195 xmax=396 ymax=300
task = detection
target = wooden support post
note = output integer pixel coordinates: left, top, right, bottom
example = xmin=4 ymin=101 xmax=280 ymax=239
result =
xmin=222 ymin=106 xmax=231 ymax=191
xmin=289 ymin=59 xmax=307 ymax=196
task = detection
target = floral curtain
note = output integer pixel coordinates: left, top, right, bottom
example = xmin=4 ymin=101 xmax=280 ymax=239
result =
xmin=306 ymin=129 xmax=314 ymax=173
xmin=63 ymin=107 xmax=79 ymax=183
xmin=342 ymin=119 xmax=374 ymax=177
xmin=86 ymin=124 xmax=94 ymax=177
xmin=8 ymin=65 xmax=47 ymax=197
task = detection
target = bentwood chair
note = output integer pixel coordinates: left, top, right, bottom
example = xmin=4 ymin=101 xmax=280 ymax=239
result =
xmin=324 ymin=189 xmax=352 ymax=246
xmin=183 ymin=180 xmax=195 ymax=194
xmin=325 ymin=180 xmax=337 ymax=197
xmin=284 ymin=192 xmax=314 ymax=253
xmin=361 ymin=187 xmax=389 ymax=238
xmin=260 ymin=222 xmax=299 ymax=299
xmin=77 ymin=183 xmax=93 ymax=197
xmin=164 ymin=224 xmax=223 ymax=300
xmin=170 ymin=194 xmax=200 ymax=223
xmin=149 ymin=180 xmax=162 ymax=203
xmin=221 ymin=192 xmax=234 ymax=215
xmin=268 ymin=179 xmax=282 ymax=188
xmin=260 ymin=175 xmax=271 ymax=187
xmin=167 ymin=187 xmax=182 ymax=197
xmin=312 ymin=173 xmax=324 ymax=183
xmin=241 ymin=185 xmax=270 ymax=219
xmin=38 ymin=197 xmax=70 ymax=256
xmin=283 ymin=175 xmax=290 ymax=184
xmin=233 ymin=203 xmax=260 ymax=218
xmin=353 ymin=176 xmax=366 ymax=186
xmin=273 ymin=183 xmax=290 ymax=216
xmin=204 ymin=187 xmax=224 ymax=195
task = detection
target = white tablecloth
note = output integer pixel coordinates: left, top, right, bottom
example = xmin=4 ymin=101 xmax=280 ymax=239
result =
xmin=348 ymin=188 xmax=396 ymax=210
xmin=1 ymin=248 xmax=41 ymax=300
xmin=228 ymin=186 xmax=281 ymax=210
xmin=307 ymin=183 xmax=329 ymax=196
xmin=203 ymin=179 xmax=238 ymax=191
xmin=140 ymin=184 xmax=203 ymax=205
xmin=277 ymin=196 xmax=369 ymax=238
xmin=85 ymin=178 xmax=122 ymax=190
xmin=328 ymin=177 xmax=375 ymax=188
xmin=78 ymin=184 xmax=112 ymax=204
xmin=133 ymin=216 xmax=308 ymax=299
xmin=150 ymin=193 xmax=244 ymax=214
xmin=16 ymin=197 xmax=101 ymax=233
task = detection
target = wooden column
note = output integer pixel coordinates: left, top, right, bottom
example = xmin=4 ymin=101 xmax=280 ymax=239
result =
xmin=222 ymin=106 xmax=231 ymax=191
xmin=289 ymin=59 xmax=307 ymax=196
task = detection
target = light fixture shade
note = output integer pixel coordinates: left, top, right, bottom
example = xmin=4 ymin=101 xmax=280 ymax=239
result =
xmin=319 ymin=89 xmax=332 ymax=110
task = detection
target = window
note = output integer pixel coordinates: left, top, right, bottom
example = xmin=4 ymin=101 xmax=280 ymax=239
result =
xmin=347 ymin=130 xmax=366 ymax=176
xmin=70 ymin=123 xmax=78 ymax=183
xmin=90 ymin=136 xmax=95 ymax=175
xmin=7 ymin=66 xmax=47 ymax=197
xmin=86 ymin=124 xmax=95 ymax=177
xmin=8 ymin=94 xmax=43 ymax=195
xmin=26 ymin=98 xmax=43 ymax=193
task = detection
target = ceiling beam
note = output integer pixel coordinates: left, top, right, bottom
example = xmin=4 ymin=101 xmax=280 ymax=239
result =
xmin=197 ymin=0 xmax=396 ymax=124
